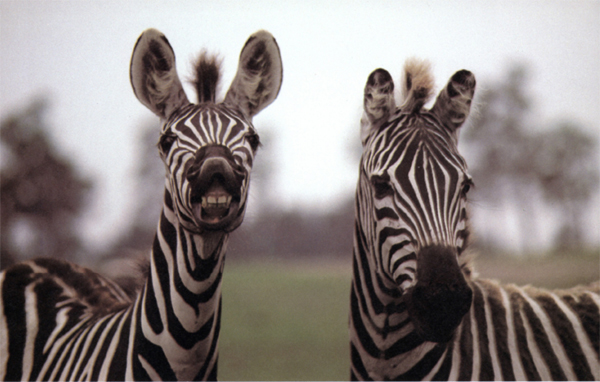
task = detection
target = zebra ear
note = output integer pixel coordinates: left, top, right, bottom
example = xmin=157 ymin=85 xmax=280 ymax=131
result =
xmin=361 ymin=69 xmax=396 ymax=146
xmin=223 ymin=30 xmax=283 ymax=120
xmin=430 ymin=70 xmax=476 ymax=131
xmin=130 ymin=29 xmax=190 ymax=120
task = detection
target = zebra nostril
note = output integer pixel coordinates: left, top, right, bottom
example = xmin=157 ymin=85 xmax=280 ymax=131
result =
xmin=188 ymin=158 xmax=240 ymax=193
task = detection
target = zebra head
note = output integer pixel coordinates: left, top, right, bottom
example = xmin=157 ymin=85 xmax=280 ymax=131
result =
xmin=359 ymin=60 xmax=476 ymax=342
xmin=130 ymin=29 xmax=282 ymax=234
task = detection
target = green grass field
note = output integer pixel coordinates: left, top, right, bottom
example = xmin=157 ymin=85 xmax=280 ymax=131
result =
xmin=219 ymin=261 xmax=351 ymax=380
xmin=218 ymin=251 xmax=599 ymax=380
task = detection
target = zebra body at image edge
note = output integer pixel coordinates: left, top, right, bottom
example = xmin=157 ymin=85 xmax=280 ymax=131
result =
xmin=0 ymin=28 xmax=282 ymax=381
xmin=349 ymin=59 xmax=600 ymax=380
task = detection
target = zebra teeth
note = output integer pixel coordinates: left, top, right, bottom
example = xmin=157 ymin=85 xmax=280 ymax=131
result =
xmin=200 ymin=195 xmax=232 ymax=209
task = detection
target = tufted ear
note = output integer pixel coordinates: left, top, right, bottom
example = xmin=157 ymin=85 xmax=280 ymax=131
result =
xmin=130 ymin=29 xmax=190 ymax=120
xmin=223 ymin=30 xmax=283 ymax=120
xmin=360 ymin=68 xmax=395 ymax=146
xmin=430 ymin=70 xmax=476 ymax=132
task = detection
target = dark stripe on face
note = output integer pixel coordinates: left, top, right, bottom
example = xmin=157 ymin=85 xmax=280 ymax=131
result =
xmin=366 ymin=116 xmax=469 ymax=251
xmin=390 ymin=250 xmax=415 ymax=276
xmin=375 ymin=206 xmax=398 ymax=221
xmin=353 ymin=233 xmax=385 ymax=316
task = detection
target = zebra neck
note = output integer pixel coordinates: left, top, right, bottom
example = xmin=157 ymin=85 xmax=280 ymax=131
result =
xmin=138 ymin=208 xmax=226 ymax=380
xmin=149 ymin=206 xmax=228 ymax=313
xmin=351 ymin=219 xmax=447 ymax=378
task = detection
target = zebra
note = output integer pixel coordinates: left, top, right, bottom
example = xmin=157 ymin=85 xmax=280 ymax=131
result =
xmin=350 ymin=59 xmax=600 ymax=381
xmin=0 ymin=28 xmax=282 ymax=381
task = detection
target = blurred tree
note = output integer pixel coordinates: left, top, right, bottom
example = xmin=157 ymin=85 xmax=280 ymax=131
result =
xmin=463 ymin=64 xmax=598 ymax=252
xmin=533 ymin=123 xmax=599 ymax=249
xmin=1 ymin=97 xmax=92 ymax=269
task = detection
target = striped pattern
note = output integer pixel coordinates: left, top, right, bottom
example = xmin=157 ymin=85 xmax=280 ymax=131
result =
xmin=360 ymin=113 xmax=470 ymax=290
xmin=0 ymin=105 xmax=251 ymax=382
xmin=350 ymin=61 xmax=600 ymax=380
xmin=161 ymin=104 xmax=257 ymax=233
xmin=1 ymin=28 xmax=282 ymax=381
xmin=435 ymin=279 xmax=600 ymax=381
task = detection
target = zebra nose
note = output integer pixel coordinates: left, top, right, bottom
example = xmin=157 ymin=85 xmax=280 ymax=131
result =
xmin=186 ymin=145 xmax=244 ymax=196
xmin=406 ymin=245 xmax=472 ymax=343
xmin=197 ymin=158 xmax=235 ymax=185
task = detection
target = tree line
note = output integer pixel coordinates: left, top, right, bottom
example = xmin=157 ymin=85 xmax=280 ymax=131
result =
xmin=1 ymin=64 xmax=598 ymax=270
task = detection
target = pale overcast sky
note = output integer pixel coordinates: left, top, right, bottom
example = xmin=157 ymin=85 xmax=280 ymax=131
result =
xmin=1 ymin=0 xmax=599 ymax=250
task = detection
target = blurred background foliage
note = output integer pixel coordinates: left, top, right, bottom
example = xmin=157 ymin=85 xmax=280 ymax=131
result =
xmin=1 ymin=63 xmax=598 ymax=380
xmin=1 ymin=97 xmax=92 ymax=267
xmin=2 ymin=63 xmax=597 ymax=269
xmin=462 ymin=64 xmax=599 ymax=252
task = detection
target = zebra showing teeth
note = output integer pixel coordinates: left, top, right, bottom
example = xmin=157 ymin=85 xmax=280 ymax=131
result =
xmin=0 ymin=27 xmax=282 ymax=381
xmin=201 ymin=195 xmax=232 ymax=209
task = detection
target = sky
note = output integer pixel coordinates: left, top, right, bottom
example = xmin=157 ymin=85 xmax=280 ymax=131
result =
xmin=1 ymin=0 xmax=599 ymax=251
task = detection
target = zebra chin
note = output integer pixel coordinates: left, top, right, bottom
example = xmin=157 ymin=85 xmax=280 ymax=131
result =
xmin=405 ymin=245 xmax=473 ymax=343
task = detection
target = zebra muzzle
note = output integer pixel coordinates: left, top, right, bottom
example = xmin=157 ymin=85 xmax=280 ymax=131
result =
xmin=405 ymin=245 xmax=472 ymax=343
xmin=188 ymin=154 xmax=244 ymax=230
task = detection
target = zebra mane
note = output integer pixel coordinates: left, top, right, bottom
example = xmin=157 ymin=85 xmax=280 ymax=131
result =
xmin=192 ymin=50 xmax=222 ymax=104
xmin=400 ymin=58 xmax=435 ymax=113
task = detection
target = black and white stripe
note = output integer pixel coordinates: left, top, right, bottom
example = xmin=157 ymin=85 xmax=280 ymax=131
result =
xmin=350 ymin=60 xmax=599 ymax=380
xmin=1 ymin=28 xmax=282 ymax=381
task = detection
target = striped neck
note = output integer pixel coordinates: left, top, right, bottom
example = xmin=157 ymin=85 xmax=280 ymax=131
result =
xmin=351 ymin=216 xmax=453 ymax=379
xmin=137 ymin=196 xmax=227 ymax=380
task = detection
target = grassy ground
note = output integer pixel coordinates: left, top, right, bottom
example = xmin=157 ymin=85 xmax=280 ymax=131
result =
xmin=218 ymin=250 xmax=599 ymax=380
xmin=219 ymin=261 xmax=351 ymax=380
xmin=473 ymin=248 xmax=600 ymax=288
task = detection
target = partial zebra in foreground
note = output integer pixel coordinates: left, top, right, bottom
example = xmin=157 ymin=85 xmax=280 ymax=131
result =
xmin=350 ymin=59 xmax=600 ymax=380
xmin=0 ymin=28 xmax=282 ymax=381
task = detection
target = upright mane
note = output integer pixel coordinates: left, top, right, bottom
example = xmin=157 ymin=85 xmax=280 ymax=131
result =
xmin=192 ymin=51 xmax=222 ymax=103
xmin=400 ymin=58 xmax=435 ymax=113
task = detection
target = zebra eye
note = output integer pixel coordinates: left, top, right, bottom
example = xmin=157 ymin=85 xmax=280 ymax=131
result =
xmin=370 ymin=174 xmax=393 ymax=198
xmin=461 ymin=179 xmax=473 ymax=195
xmin=158 ymin=133 xmax=176 ymax=154
xmin=246 ymin=132 xmax=261 ymax=151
